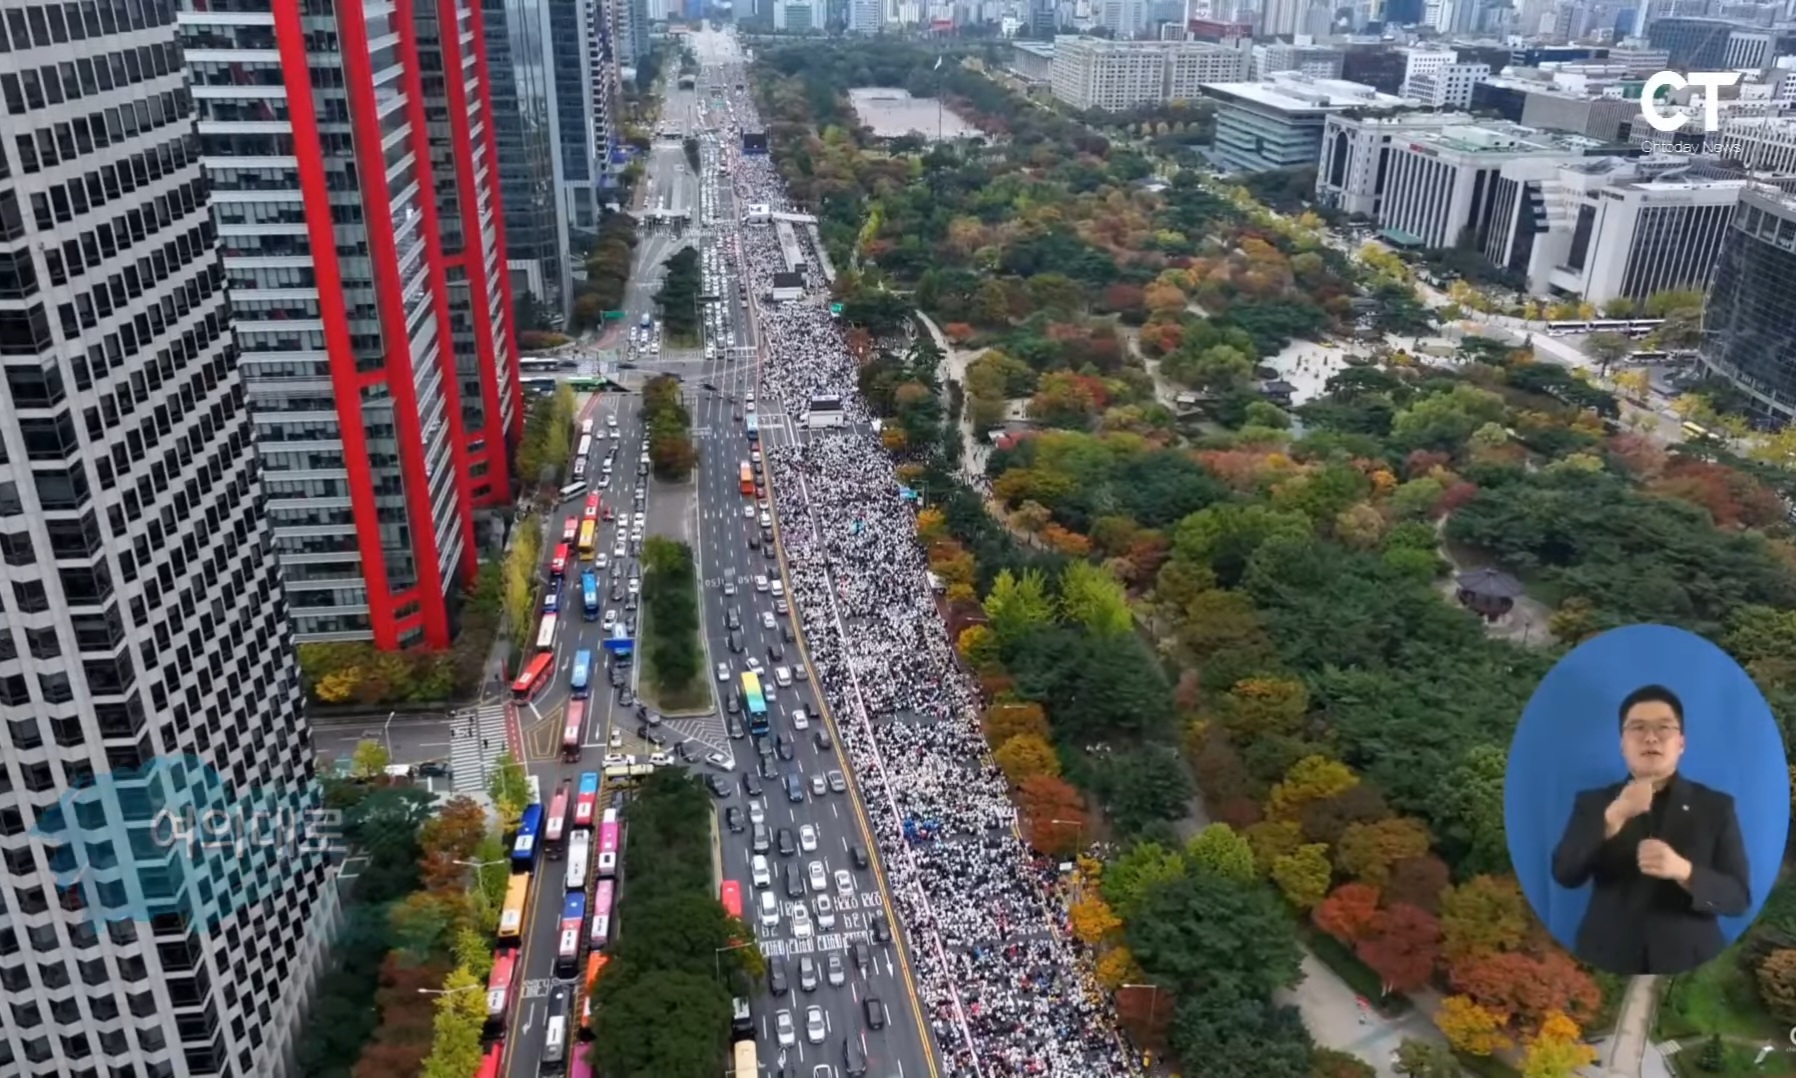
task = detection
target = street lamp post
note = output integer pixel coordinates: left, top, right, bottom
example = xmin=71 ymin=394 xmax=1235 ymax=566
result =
xmin=1121 ymin=982 xmax=1164 ymax=1034
xmin=383 ymin=710 xmax=396 ymax=763
xmin=418 ymin=984 xmax=484 ymax=997
xmin=454 ymin=857 xmax=508 ymax=896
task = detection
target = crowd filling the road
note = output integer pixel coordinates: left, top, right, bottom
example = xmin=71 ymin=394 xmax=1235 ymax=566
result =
xmin=713 ymin=88 xmax=1145 ymax=1078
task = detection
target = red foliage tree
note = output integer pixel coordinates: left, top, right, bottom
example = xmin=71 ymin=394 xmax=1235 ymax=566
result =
xmin=1312 ymin=882 xmax=1382 ymax=944
xmin=1405 ymin=450 xmax=1452 ymax=478
xmin=1355 ymin=903 xmax=1442 ymax=995
xmin=944 ymin=322 xmax=976 ymax=344
xmin=1650 ymin=459 xmax=1786 ymax=530
xmin=1432 ymin=481 xmax=1480 ymax=517
xmin=1017 ymin=775 xmax=1087 ymax=856
xmin=1447 ymin=949 xmax=1601 ymax=1029
xmin=1103 ymin=283 xmax=1148 ymax=319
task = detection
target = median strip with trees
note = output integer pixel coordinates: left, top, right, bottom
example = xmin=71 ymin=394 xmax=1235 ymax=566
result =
xmin=639 ymin=537 xmax=707 ymax=711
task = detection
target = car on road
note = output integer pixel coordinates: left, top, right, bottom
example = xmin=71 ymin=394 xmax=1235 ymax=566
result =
xmin=775 ymin=599 xmax=789 ymax=616
xmin=777 ymin=827 xmax=797 ymax=857
xmin=726 ymin=714 xmax=746 ymax=739
xmin=827 ymin=770 xmax=847 ymax=794
xmin=775 ymin=1010 xmax=796 ymax=1048
xmin=798 ymin=955 xmax=819 ymax=993
xmin=602 ymin=609 xmax=617 ymax=629
xmin=760 ymin=611 xmax=777 ymax=631
xmin=824 ymin=949 xmax=845 ymax=986
xmin=728 ymin=631 xmax=744 ymax=654
xmin=754 ymin=575 xmax=769 ymax=592
xmin=705 ymin=774 xmax=731 ymax=798
xmin=722 ymin=579 xmax=737 ymax=595
xmin=716 ymin=661 xmax=731 ymax=682
xmin=798 ymin=823 xmax=817 ymax=851
xmin=627 ymin=577 xmax=640 ymax=595
xmin=760 ymin=891 xmax=780 ymax=928
xmin=835 ymin=869 xmax=853 ymax=896
xmin=725 ymin=692 xmax=741 ymax=714
xmin=863 ymin=998 xmax=886 ymax=1031
xmin=806 ymin=860 xmax=827 ymax=892
xmin=745 ymin=656 xmax=763 ymax=675
xmin=809 ymin=773 xmax=826 ymax=797
xmin=751 ymin=855 xmax=771 ymax=889
xmin=767 ymin=641 xmax=784 ymax=662
xmin=743 ymin=505 xmax=754 ymax=519
xmin=707 ymin=751 xmax=733 ymax=771
xmin=725 ymin=608 xmax=741 ymax=630
xmin=791 ymin=708 xmax=809 ymax=730
xmin=815 ymin=895 xmax=836 ymax=930
xmin=850 ymin=844 xmax=868 ymax=870
xmin=757 ymin=756 xmax=779 ymax=781
xmin=790 ymin=903 xmax=813 ymax=940
xmin=784 ymin=774 xmax=805 ymax=803
xmin=726 ymin=807 xmax=745 ymax=833
xmin=814 ymin=728 xmax=833 ymax=751
xmin=775 ymin=734 xmax=794 ymax=761
xmin=742 ymin=772 xmax=763 ymax=797
xmin=768 ymin=959 xmax=789 ymax=996
xmin=618 ymin=687 xmax=635 ymax=708
xmin=805 ymin=1006 xmax=826 ymax=1045
xmin=844 ymin=1038 xmax=869 ymax=1078
xmin=852 ymin=942 xmax=872 ymax=974
xmin=781 ymin=624 xmax=796 ymax=642
xmin=871 ymin=913 xmax=892 ymax=944
xmin=784 ymin=866 xmax=805 ymax=900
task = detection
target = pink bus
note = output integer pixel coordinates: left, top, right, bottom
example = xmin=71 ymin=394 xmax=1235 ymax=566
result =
xmin=590 ymin=878 xmax=615 ymax=949
xmin=597 ymin=808 xmax=620 ymax=879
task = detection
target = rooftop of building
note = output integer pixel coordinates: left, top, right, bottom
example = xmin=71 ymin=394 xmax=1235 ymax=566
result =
xmin=1201 ymin=73 xmax=1405 ymax=111
xmin=1054 ymin=33 xmax=1239 ymax=53
xmin=1402 ymin=120 xmax=1610 ymax=155
xmin=1012 ymin=40 xmax=1055 ymax=58
xmin=1330 ymin=108 xmax=1477 ymax=125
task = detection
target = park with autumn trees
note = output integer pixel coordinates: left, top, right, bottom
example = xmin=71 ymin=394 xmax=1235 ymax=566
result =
xmin=742 ymin=37 xmax=1796 ymax=1078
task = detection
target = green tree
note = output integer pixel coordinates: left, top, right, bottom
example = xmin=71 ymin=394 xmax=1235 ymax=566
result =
xmin=1394 ymin=1038 xmax=1463 ymax=1078
xmin=1185 ymin=823 xmax=1256 ymax=884
xmin=420 ymin=966 xmax=488 ymax=1078
xmin=351 ymin=738 xmax=391 ymax=779
xmin=1101 ymin=841 xmax=1189 ymax=920
xmin=390 ymin=891 xmax=456 ymax=964
xmin=1168 ymin=989 xmax=1315 ymax=1078
xmin=1059 ymin=560 xmax=1132 ymax=635
xmin=590 ymin=969 xmax=731 ymax=1078
xmin=982 ymin=568 xmax=1057 ymax=644
xmin=489 ymin=753 xmax=529 ymax=828
xmin=1270 ymin=843 xmax=1333 ymax=909
xmin=1095 ymin=747 xmax=1194 ymax=836
xmin=1127 ymin=867 xmax=1304 ymax=1000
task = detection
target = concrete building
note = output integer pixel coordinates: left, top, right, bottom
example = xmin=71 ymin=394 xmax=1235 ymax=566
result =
xmin=1372 ymin=123 xmax=1602 ymax=249
xmin=1095 ymin=0 xmax=1149 ymax=36
xmin=1469 ymin=77 xmax=1642 ymax=141
xmin=1204 ymin=74 xmax=1407 ymax=172
xmin=1697 ymin=187 xmax=1796 ymax=422
xmin=547 ymin=0 xmax=611 ymax=237
xmin=774 ymin=0 xmax=819 ymax=28
xmin=1048 ymin=36 xmax=1248 ymax=110
xmin=1531 ymin=159 xmax=1742 ymax=304
xmin=1010 ymin=40 xmax=1059 ymax=82
xmin=1255 ymin=42 xmax=1345 ymax=79
xmin=1396 ymin=45 xmax=1455 ymax=96
xmin=1404 ymin=61 xmax=1490 ymax=106
xmin=485 ymin=0 xmax=570 ymax=320
xmin=1648 ymin=15 xmax=1745 ymax=67
xmin=850 ymin=0 xmax=886 ymax=31
xmin=183 ymin=0 xmax=518 ymax=647
xmin=1315 ymin=109 xmax=1484 ymax=217
xmin=0 ymin=4 xmax=336 ymax=1077
xmin=1710 ymin=116 xmax=1796 ymax=171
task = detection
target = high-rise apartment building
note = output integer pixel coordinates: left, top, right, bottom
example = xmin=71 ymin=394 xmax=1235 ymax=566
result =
xmin=0 ymin=2 xmax=333 ymax=1075
xmin=181 ymin=0 xmax=519 ymax=649
xmin=1698 ymin=188 xmax=1796 ymax=423
xmin=1049 ymin=36 xmax=1248 ymax=111
xmin=485 ymin=0 xmax=570 ymax=319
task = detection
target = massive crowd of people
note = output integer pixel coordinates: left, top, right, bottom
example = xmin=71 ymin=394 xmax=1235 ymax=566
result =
xmin=711 ymin=81 xmax=1145 ymax=1078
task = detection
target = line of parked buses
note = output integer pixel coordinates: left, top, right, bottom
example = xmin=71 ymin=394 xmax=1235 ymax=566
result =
xmin=473 ymin=771 xmax=620 ymax=1078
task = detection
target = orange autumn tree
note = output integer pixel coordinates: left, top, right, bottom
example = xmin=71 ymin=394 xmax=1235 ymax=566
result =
xmin=1437 ymin=994 xmax=1512 ymax=1056
xmin=1313 ymin=882 xmax=1382 ymax=944
xmin=1018 ymin=774 xmax=1087 ymax=856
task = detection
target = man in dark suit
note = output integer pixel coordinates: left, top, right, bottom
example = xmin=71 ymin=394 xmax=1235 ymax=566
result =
xmin=1552 ymin=684 xmax=1752 ymax=975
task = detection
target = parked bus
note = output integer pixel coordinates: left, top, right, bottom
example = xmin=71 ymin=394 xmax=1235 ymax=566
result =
xmin=733 ymin=1040 xmax=757 ymax=1078
xmin=596 ymin=808 xmax=620 ymax=879
xmin=556 ymin=892 xmax=586 ymax=977
xmin=562 ymin=516 xmax=580 ymax=544
xmin=581 ymin=570 xmax=600 ymax=621
xmin=535 ymin=613 xmax=559 ymax=653
xmin=545 ymin=781 xmax=571 ymax=859
xmin=590 ymin=879 xmax=615 ymax=949
xmin=745 ymin=412 xmax=759 ymax=442
xmin=561 ymin=701 xmax=586 ymax=763
xmin=741 ymin=672 xmax=768 ymax=735
xmin=474 ymin=1043 xmax=503 ymax=1078
xmin=576 ymin=434 xmax=594 ymax=462
xmin=498 ymin=872 xmax=530 ymax=940
xmin=565 ymin=830 xmax=591 ymax=892
xmin=739 ymin=461 xmax=755 ymax=495
xmin=570 ymin=650 xmax=594 ymax=700
xmin=511 ymin=652 xmax=554 ymax=700
xmin=486 ymin=947 xmax=520 ymax=1033
xmin=551 ymin=543 xmax=570 ymax=578
xmin=577 ymin=518 xmax=597 ymax=561
xmin=557 ymin=480 xmax=587 ymax=502
xmin=574 ymin=772 xmax=599 ymax=828
xmin=542 ymin=991 xmax=569 ymax=1071
xmin=720 ymin=879 xmax=743 ymax=923
xmin=583 ymin=493 xmax=602 ymax=521
xmin=582 ymin=953 xmax=609 ymax=1031
xmin=582 ymin=418 xmax=596 ymax=437
xmin=511 ymin=804 xmax=544 ymax=871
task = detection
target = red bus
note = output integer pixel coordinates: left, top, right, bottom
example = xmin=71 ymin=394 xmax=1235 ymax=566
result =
xmin=582 ymin=493 xmax=601 ymax=522
xmin=561 ymin=516 xmax=579 ymax=544
xmin=544 ymin=781 xmax=571 ymax=860
xmin=474 ymin=1043 xmax=503 ymax=1078
xmin=485 ymin=948 xmax=519 ymax=1033
xmin=720 ymin=879 xmax=743 ymax=922
xmin=739 ymin=461 xmax=754 ymax=495
xmin=581 ymin=953 xmax=609 ymax=1032
xmin=510 ymin=653 xmax=554 ymax=700
xmin=561 ymin=700 xmax=586 ymax=763
xmin=551 ymin=543 xmax=570 ymax=578
xmin=573 ymin=772 xmax=599 ymax=828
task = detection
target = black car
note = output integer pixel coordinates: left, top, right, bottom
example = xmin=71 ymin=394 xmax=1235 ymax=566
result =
xmin=767 ymin=641 xmax=784 ymax=662
xmin=784 ymin=867 xmax=805 ymax=899
xmin=852 ymin=941 xmax=872 ymax=972
xmin=725 ymin=806 xmax=745 ymax=832
xmin=674 ymin=739 xmax=697 ymax=762
xmin=863 ymin=998 xmax=887 ymax=1031
xmin=776 ymin=827 xmax=796 ymax=857
xmin=784 ymin=774 xmax=805 ymax=804
xmin=774 ymin=734 xmax=794 ymax=761
xmin=763 ymin=544 xmax=776 ymax=561
xmin=747 ymin=532 xmax=760 ymax=549
xmin=813 ymin=728 xmax=833 ymax=751
xmin=753 ymin=735 xmax=773 ymax=759
xmin=757 ymin=756 xmax=779 ymax=781
xmin=781 ymin=624 xmax=795 ymax=642
xmin=726 ymin=714 xmax=746 ymax=739
xmin=706 ymin=774 xmax=732 ymax=798
xmin=637 ymin=725 xmax=669 ymax=748
xmin=850 ymin=844 xmax=869 ymax=870
xmin=619 ymin=687 xmax=635 ymax=708
xmin=726 ymin=693 xmax=742 ymax=715
xmin=610 ymin=584 xmax=623 ymax=601
xmin=871 ymin=913 xmax=892 ymax=944
xmin=624 ymin=594 xmax=638 ymax=611
xmin=728 ymin=630 xmax=744 ymax=653
xmin=416 ymin=760 xmax=450 ymax=778
xmin=741 ymin=772 xmax=763 ymax=797
xmin=609 ymin=665 xmax=627 ymax=687
xmin=725 ymin=608 xmax=742 ymax=630
xmin=768 ymin=960 xmax=790 ymax=996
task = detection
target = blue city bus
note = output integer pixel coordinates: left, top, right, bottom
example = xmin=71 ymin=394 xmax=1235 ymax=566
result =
xmin=570 ymin=650 xmax=593 ymax=700
xmin=511 ymin=803 xmax=544 ymax=871
xmin=581 ymin=570 xmax=600 ymax=621
xmin=742 ymin=672 xmax=769 ymax=736
xmin=745 ymin=412 xmax=759 ymax=442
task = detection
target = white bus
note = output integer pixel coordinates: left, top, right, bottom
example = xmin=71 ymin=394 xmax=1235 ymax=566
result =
xmin=558 ymin=480 xmax=587 ymax=502
xmin=542 ymin=1013 xmax=568 ymax=1069
xmin=565 ymin=829 xmax=591 ymax=892
xmin=526 ymin=775 xmax=543 ymax=806
xmin=581 ymin=419 xmax=595 ymax=437
xmin=536 ymin=614 xmax=559 ymax=653
xmin=576 ymin=434 xmax=594 ymax=461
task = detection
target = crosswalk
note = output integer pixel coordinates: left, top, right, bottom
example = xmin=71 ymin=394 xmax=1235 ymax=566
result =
xmin=448 ymin=702 xmax=511 ymax=793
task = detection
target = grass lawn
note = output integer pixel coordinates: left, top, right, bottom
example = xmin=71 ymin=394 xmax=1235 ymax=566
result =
xmin=1670 ymin=1039 xmax=1796 ymax=1078
xmin=1657 ymin=947 xmax=1782 ymax=1043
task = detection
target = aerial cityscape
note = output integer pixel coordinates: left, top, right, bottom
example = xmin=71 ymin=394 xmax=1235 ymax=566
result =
xmin=6 ymin=2 xmax=1796 ymax=1078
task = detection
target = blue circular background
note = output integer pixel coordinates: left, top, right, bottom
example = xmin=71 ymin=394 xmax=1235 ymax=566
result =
xmin=1505 ymin=623 xmax=1790 ymax=956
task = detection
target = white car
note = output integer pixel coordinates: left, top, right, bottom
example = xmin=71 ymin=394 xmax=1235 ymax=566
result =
xmin=752 ymin=855 xmax=772 ymax=889
xmin=792 ymin=708 xmax=809 ymax=730
xmin=790 ymin=903 xmax=813 ymax=940
xmin=748 ymin=800 xmax=765 ymax=826
xmin=774 ymin=666 xmax=792 ymax=687
xmin=771 ymin=580 xmax=784 ymax=598
xmin=601 ymin=753 xmax=629 ymax=768
xmin=609 ymin=727 xmax=623 ymax=749
xmin=805 ymin=1006 xmax=826 ymax=1045
xmin=776 ymin=1010 xmax=796 ymax=1047
xmin=613 ymin=543 xmax=626 ymax=559
xmin=806 ymin=860 xmax=827 ymax=892
xmin=628 ymin=578 xmax=640 ymax=595
xmin=603 ymin=610 xmax=618 ymax=629
xmin=761 ymin=612 xmax=776 ymax=631
xmin=717 ymin=662 xmax=731 ymax=682
xmin=595 ymin=554 xmax=609 ymax=571
xmin=745 ymin=657 xmax=764 ymax=675
xmin=835 ymin=869 xmax=853 ymax=896
xmin=648 ymin=751 xmax=673 ymax=767
xmin=754 ymin=575 xmax=770 ymax=592
xmin=743 ymin=505 xmax=755 ymax=519
xmin=814 ymin=895 xmax=836 ymax=930
xmin=799 ymin=824 xmax=817 ymax=852
xmin=759 ymin=512 xmax=772 ymax=528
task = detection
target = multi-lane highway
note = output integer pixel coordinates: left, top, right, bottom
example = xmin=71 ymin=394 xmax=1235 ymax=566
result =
xmin=494 ymin=35 xmax=938 ymax=1078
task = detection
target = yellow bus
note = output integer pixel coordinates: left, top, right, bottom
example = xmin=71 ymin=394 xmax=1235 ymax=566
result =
xmin=1681 ymin=421 xmax=1715 ymax=441
xmin=498 ymin=872 xmax=531 ymax=941
xmin=577 ymin=518 xmax=597 ymax=560
xmin=732 ymin=1038 xmax=757 ymax=1078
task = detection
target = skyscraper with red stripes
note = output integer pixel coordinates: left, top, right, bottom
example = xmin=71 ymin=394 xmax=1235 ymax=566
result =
xmin=181 ymin=0 xmax=523 ymax=649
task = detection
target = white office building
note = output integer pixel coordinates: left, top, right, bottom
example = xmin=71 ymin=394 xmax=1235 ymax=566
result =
xmin=1397 ymin=46 xmax=1456 ymax=98
xmin=0 ymin=3 xmax=334 ymax=1076
xmin=1204 ymin=74 xmax=1406 ymax=173
xmin=1049 ymin=36 xmax=1248 ymax=111
xmin=1315 ymin=110 xmax=1483 ymax=218
xmin=1373 ymin=123 xmax=1598 ymax=250
xmin=1404 ymin=62 xmax=1489 ymax=107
